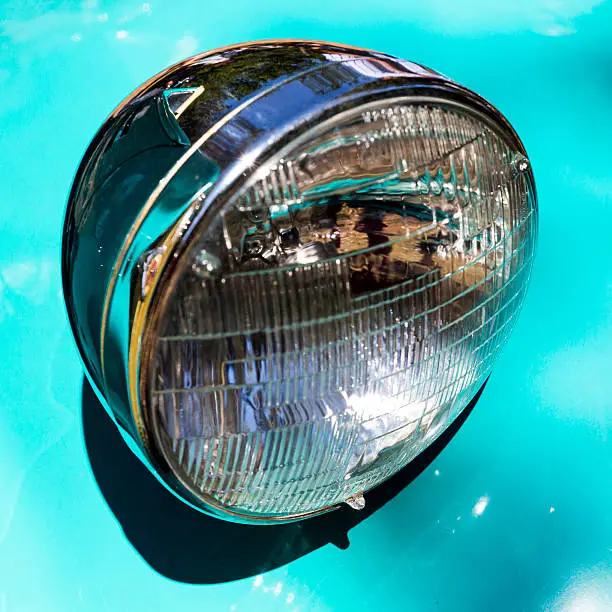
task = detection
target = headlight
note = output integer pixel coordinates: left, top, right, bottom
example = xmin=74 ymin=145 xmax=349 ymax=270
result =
xmin=62 ymin=40 xmax=537 ymax=523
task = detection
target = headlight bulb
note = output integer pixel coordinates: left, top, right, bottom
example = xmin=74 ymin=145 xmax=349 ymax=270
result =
xmin=62 ymin=40 xmax=537 ymax=523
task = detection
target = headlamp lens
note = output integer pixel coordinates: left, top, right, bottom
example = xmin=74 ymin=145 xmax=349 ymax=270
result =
xmin=147 ymin=99 xmax=536 ymax=518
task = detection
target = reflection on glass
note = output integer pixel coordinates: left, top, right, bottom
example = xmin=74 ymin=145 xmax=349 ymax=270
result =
xmin=149 ymin=99 xmax=536 ymax=517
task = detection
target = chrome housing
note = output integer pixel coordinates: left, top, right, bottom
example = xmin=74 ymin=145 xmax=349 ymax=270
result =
xmin=62 ymin=40 xmax=536 ymax=523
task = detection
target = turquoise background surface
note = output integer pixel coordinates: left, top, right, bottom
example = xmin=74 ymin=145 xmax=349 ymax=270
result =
xmin=1 ymin=1 xmax=611 ymax=610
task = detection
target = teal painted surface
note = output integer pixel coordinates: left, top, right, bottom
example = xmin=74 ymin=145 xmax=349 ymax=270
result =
xmin=1 ymin=0 xmax=611 ymax=609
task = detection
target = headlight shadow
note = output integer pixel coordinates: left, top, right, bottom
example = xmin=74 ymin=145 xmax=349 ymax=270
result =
xmin=82 ymin=375 xmax=487 ymax=584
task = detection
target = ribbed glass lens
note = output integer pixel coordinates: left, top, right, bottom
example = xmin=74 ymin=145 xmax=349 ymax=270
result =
xmin=147 ymin=99 xmax=536 ymax=518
